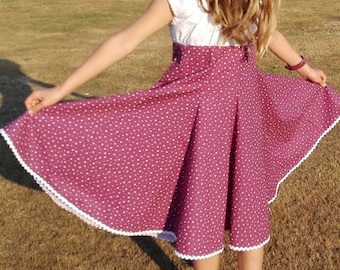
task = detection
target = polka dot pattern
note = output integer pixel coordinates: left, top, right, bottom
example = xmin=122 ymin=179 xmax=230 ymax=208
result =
xmin=1 ymin=43 xmax=340 ymax=260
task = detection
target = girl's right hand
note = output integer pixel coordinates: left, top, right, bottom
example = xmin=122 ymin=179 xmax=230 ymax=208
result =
xmin=25 ymin=86 xmax=64 ymax=115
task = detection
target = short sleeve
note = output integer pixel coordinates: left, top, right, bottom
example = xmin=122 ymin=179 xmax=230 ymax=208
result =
xmin=167 ymin=0 xmax=199 ymax=18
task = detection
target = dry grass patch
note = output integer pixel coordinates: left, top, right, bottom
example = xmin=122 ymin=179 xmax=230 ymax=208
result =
xmin=0 ymin=0 xmax=339 ymax=269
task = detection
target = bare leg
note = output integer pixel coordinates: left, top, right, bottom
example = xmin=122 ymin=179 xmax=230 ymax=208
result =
xmin=237 ymin=247 xmax=264 ymax=270
xmin=193 ymin=254 xmax=220 ymax=270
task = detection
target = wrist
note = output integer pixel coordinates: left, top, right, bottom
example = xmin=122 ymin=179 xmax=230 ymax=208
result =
xmin=285 ymin=56 xmax=306 ymax=71
xmin=57 ymin=82 xmax=74 ymax=98
xmin=296 ymin=63 xmax=312 ymax=78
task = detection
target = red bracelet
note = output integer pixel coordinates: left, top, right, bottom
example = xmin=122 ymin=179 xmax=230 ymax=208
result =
xmin=285 ymin=56 xmax=306 ymax=70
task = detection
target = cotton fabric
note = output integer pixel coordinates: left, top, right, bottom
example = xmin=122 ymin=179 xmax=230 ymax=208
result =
xmin=1 ymin=0 xmax=340 ymax=260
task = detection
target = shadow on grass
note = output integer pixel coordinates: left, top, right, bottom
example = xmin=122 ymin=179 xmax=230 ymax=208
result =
xmin=327 ymin=15 xmax=340 ymax=21
xmin=0 ymin=59 xmax=180 ymax=268
xmin=0 ymin=59 xmax=95 ymax=189
xmin=0 ymin=59 xmax=54 ymax=126
xmin=0 ymin=59 xmax=53 ymax=189
xmin=132 ymin=236 xmax=178 ymax=269
xmin=132 ymin=236 xmax=193 ymax=269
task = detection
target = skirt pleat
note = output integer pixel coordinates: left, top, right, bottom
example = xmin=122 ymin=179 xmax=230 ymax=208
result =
xmin=1 ymin=43 xmax=340 ymax=259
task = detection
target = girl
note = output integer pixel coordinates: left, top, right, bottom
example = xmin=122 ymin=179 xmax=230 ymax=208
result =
xmin=1 ymin=0 xmax=339 ymax=269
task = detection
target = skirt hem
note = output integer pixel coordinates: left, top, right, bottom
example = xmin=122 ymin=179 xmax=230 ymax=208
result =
xmin=267 ymin=115 xmax=340 ymax=204
xmin=229 ymin=236 xmax=270 ymax=252
xmin=1 ymin=113 xmax=339 ymax=259
xmin=174 ymin=247 xmax=224 ymax=261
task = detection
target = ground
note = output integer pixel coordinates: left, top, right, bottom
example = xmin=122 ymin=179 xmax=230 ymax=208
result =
xmin=0 ymin=0 xmax=339 ymax=269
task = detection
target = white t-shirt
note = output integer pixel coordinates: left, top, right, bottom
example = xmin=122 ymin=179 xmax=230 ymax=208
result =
xmin=167 ymin=0 xmax=256 ymax=46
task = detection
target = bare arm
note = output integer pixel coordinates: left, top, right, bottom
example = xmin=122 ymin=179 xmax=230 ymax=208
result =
xmin=268 ymin=30 xmax=327 ymax=87
xmin=26 ymin=0 xmax=173 ymax=114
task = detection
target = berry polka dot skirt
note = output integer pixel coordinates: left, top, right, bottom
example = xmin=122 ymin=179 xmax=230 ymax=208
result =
xmin=1 ymin=43 xmax=340 ymax=260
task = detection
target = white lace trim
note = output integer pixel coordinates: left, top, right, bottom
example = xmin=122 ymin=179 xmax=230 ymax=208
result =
xmin=268 ymin=115 xmax=340 ymax=204
xmin=229 ymin=236 xmax=270 ymax=251
xmin=0 ymin=129 xmax=178 ymax=240
xmin=175 ymin=247 xmax=224 ymax=260
xmin=0 ymin=113 xmax=339 ymax=259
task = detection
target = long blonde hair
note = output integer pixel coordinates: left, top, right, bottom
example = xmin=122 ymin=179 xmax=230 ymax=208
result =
xmin=200 ymin=0 xmax=281 ymax=56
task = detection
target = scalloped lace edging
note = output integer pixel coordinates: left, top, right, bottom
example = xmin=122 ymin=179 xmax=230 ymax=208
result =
xmin=268 ymin=115 xmax=340 ymax=204
xmin=229 ymin=236 xmax=270 ymax=251
xmin=174 ymin=247 xmax=224 ymax=261
xmin=1 ymin=114 xmax=339 ymax=259
xmin=0 ymin=128 xmax=178 ymax=241
xmin=173 ymin=236 xmax=270 ymax=260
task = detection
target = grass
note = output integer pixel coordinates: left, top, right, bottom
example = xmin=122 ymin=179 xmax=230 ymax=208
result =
xmin=0 ymin=0 xmax=339 ymax=269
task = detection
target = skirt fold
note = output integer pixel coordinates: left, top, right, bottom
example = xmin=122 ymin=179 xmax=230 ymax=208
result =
xmin=1 ymin=43 xmax=340 ymax=259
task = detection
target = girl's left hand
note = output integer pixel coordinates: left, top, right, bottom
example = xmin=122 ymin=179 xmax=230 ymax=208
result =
xmin=297 ymin=64 xmax=327 ymax=87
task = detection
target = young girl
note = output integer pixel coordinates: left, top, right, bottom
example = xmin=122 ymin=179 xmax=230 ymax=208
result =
xmin=1 ymin=0 xmax=339 ymax=269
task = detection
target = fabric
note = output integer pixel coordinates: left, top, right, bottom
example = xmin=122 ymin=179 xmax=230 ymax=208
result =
xmin=1 ymin=43 xmax=340 ymax=260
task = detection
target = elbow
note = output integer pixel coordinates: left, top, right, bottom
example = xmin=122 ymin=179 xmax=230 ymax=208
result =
xmin=268 ymin=30 xmax=279 ymax=51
